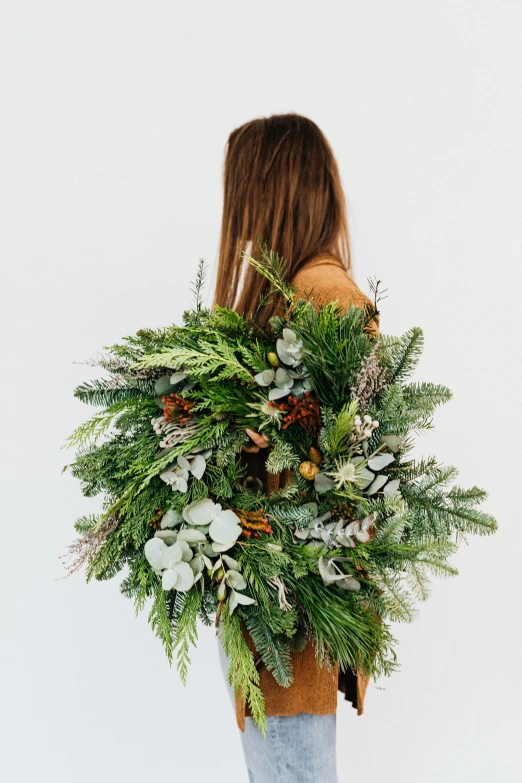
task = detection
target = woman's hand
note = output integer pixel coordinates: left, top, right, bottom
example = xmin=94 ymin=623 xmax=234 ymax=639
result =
xmin=243 ymin=427 xmax=271 ymax=453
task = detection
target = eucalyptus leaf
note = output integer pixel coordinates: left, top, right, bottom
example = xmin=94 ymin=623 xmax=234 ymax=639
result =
xmin=209 ymin=509 xmax=242 ymax=545
xmin=254 ymin=369 xmax=275 ymax=386
xmin=274 ymin=367 xmax=291 ymax=387
xmin=381 ymin=435 xmax=403 ymax=452
xmin=225 ymin=570 xmax=247 ymax=590
xmin=383 ymin=478 xmax=401 ymax=498
xmin=190 ymin=454 xmax=207 ymax=480
xmin=314 ymin=472 xmax=335 ymax=494
xmin=283 ymin=328 xmax=297 ymax=342
xmin=144 ymin=537 xmax=167 ymax=570
xmin=366 ymin=474 xmax=389 ymax=495
xmin=177 ymin=528 xmax=207 ymax=544
xmin=154 ymin=375 xmax=175 ymax=396
xmin=162 ymin=568 xmax=178 ymax=590
xmin=169 ymin=371 xmax=187 ymax=385
xmin=368 ymin=453 xmax=395 ymax=470
xmin=232 ymin=590 xmax=256 ymax=606
xmin=221 ymin=554 xmax=240 ymax=570
xmin=269 ymin=386 xmax=291 ymax=400
xmin=173 ymin=561 xmax=195 ymax=591
xmin=154 ymin=530 xmax=178 ymax=545
xmin=183 ymin=497 xmax=222 ymax=526
xmin=160 ymin=509 xmax=184 ymax=528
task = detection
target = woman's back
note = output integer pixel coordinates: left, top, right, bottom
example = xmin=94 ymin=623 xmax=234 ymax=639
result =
xmin=234 ymin=254 xmax=379 ymax=732
xmin=292 ymin=254 xmax=379 ymax=332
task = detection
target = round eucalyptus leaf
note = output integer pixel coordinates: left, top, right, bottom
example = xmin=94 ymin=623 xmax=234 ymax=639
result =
xmin=144 ymin=537 xmax=167 ymax=569
xmin=225 ymin=570 xmax=247 ymax=591
xmin=162 ymin=568 xmax=179 ymax=590
xmin=173 ymin=561 xmax=195 ymax=592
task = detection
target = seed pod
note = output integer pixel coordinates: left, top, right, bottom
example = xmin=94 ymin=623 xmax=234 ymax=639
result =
xmin=217 ymin=581 xmax=227 ymax=602
xmin=267 ymin=351 xmax=279 ymax=367
xmin=215 ymin=567 xmax=225 ymax=582
xmin=299 ymin=460 xmax=320 ymax=480
xmin=308 ymin=446 xmax=323 ymax=466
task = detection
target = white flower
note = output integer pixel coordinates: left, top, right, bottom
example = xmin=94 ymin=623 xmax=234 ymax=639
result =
xmin=259 ymin=401 xmax=284 ymax=423
xmin=326 ymin=458 xmax=375 ymax=491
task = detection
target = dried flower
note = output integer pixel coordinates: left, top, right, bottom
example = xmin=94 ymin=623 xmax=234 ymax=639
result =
xmin=350 ymin=345 xmax=387 ymax=413
xmin=60 ymin=514 xmax=120 ymax=577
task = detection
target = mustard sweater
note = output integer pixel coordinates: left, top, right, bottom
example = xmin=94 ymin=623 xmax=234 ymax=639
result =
xmin=235 ymin=255 xmax=379 ymax=731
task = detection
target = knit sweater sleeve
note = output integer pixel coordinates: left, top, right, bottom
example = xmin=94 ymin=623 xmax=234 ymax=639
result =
xmin=292 ymin=262 xmax=380 ymax=335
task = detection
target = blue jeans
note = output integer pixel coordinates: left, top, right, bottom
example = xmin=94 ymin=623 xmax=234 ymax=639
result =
xmin=217 ymin=630 xmax=338 ymax=782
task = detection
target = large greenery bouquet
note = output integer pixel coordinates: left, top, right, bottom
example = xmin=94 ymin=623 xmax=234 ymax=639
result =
xmin=63 ymin=246 xmax=497 ymax=731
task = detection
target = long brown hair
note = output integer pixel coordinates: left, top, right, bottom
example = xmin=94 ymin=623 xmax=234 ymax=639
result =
xmin=212 ymin=113 xmax=352 ymax=324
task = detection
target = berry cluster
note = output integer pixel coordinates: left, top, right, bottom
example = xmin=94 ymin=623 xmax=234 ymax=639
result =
xmin=162 ymin=392 xmax=196 ymax=424
xmin=330 ymin=501 xmax=357 ymax=523
xmin=269 ymin=390 xmax=322 ymax=436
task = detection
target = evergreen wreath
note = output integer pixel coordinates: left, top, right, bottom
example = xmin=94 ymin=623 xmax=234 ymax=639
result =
xmin=62 ymin=243 xmax=497 ymax=733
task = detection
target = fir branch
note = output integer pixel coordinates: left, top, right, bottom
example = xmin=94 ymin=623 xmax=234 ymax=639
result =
xmin=73 ymin=378 xmax=145 ymax=407
xmin=265 ymin=441 xmax=300 ymax=474
xmin=190 ymin=258 xmax=207 ymax=314
xmin=381 ymin=327 xmax=424 ymax=385
xmin=245 ymin=607 xmax=294 ymax=688
xmin=323 ymin=399 xmax=359 ymax=457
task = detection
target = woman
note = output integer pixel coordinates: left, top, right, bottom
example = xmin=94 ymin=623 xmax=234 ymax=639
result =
xmin=212 ymin=113 xmax=380 ymax=783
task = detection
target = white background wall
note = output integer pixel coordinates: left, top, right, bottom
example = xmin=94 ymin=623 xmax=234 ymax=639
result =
xmin=1 ymin=2 xmax=521 ymax=781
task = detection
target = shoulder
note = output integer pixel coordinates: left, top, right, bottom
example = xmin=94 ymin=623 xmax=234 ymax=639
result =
xmin=291 ymin=258 xmax=379 ymax=334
